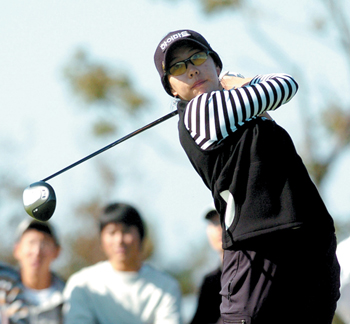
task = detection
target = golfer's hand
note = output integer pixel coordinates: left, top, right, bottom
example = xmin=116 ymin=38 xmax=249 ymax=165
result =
xmin=220 ymin=75 xmax=253 ymax=90
xmin=220 ymin=73 xmax=273 ymax=121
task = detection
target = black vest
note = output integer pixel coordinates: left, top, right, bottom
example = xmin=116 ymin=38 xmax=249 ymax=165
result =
xmin=177 ymin=101 xmax=334 ymax=248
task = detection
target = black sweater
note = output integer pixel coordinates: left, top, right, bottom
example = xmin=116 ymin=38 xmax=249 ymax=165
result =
xmin=178 ymin=102 xmax=335 ymax=249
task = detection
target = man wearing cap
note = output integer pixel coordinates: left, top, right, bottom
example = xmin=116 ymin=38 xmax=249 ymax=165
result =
xmin=11 ymin=218 xmax=64 ymax=323
xmin=63 ymin=202 xmax=182 ymax=324
xmin=190 ymin=209 xmax=222 ymax=324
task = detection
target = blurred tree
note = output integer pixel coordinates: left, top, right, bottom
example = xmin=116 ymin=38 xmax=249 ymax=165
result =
xmin=0 ymin=172 xmax=28 ymax=266
xmin=199 ymin=0 xmax=242 ymax=13
xmin=303 ymin=0 xmax=350 ymax=189
xmin=63 ymin=49 xmax=148 ymax=136
xmin=59 ymin=48 xmax=158 ymax=281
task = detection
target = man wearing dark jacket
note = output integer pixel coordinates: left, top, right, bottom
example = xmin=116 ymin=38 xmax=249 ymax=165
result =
xmin=191 ymin=209 xmax=222 ymax=324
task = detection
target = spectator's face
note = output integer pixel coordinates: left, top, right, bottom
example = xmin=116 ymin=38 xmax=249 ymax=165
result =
xmin=206 ymin=214 xmax=222 ymax=253
xmin=14 ymin=229 xmax=60 ymax=276
xmin=167 ymin=46 xmax=221 ymax=101
xmin=101 ymin=222 xmax=142 ymax=271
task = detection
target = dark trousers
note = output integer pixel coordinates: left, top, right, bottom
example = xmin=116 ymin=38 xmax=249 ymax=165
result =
xmin=220 ymin=228 xmax=340 ymax=324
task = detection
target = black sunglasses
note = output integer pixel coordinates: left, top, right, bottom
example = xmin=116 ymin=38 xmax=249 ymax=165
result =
xmin=166 ymin=50 xmax=211 ymax=76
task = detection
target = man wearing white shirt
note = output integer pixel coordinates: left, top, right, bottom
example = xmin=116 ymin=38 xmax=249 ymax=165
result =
xmin=63 ymin=202 xmax=182 ymax=324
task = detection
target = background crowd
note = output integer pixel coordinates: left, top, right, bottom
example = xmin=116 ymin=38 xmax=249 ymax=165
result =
xmin=0 ymin=203 xmax=225 ymax=324
xmin=0 ymin=202 xmax=349 ymax=323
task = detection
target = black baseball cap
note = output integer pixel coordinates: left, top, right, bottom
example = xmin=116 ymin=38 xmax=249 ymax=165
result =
xmin=99 ymin=203 xmax=145 ymax=241
xmin=154 ymin=29 xmax=223 ymax=96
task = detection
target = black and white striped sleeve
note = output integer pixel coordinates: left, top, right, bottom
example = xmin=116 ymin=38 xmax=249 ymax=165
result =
xmin=183 ymin=73 xmax=298 ymax=150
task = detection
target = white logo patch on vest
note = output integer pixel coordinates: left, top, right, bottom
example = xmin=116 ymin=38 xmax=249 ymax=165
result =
xmin=220 ymin=190 xmax=236 ymax=230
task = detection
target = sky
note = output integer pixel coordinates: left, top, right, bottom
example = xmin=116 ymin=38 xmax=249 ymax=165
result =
xmin=1 ymin=0 xmax=350 ymax=318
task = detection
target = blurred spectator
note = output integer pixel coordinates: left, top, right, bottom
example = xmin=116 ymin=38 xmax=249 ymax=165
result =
xmin=0 ymin=261 xmax=27 ymax=323
xmin=63 ymin=202 xmax=183 ymax=324
xmin=336 ymin=236 xmax=350 ymax=323
xmin=2 ymin=218 xmax=65 ymax=324
xmin=190 ymin=208 xmax=223 ymax=324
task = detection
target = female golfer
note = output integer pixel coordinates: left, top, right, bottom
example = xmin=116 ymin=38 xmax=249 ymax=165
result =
xmin=154 ymin=29 xmax=340 ymax=324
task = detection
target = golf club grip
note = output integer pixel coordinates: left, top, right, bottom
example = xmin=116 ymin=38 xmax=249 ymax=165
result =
xmin=42 ymin=110 xmax=179 ymax=182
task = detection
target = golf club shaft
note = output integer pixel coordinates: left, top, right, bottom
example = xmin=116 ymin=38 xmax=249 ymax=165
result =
xmin=42 ymin=110 xmax=179 ymax=182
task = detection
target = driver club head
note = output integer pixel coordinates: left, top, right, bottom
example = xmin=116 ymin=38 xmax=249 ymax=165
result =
xmin=23 ymin=181 xmax=56 ymax=221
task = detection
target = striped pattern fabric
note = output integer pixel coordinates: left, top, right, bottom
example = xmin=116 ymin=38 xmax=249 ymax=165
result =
xmin=183 ymin=74 xmax=298 ymax=150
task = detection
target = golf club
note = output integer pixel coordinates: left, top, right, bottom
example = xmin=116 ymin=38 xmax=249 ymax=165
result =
xmin=23 ymin=109 xmax=179 ymax=221
xmin=23 ymin=181 xmax=56 ymax=222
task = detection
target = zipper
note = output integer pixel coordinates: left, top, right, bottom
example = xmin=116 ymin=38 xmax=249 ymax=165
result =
xmin=227 ymin=280 xmax=232 ymax=300
xmin=226 ymin=280 xmax=246 ymax=324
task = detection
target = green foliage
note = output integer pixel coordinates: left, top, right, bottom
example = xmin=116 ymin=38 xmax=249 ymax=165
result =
xmin=170 ymin=268 xmax=196 ymax=295
xmin=306 ymin=161 xmax=329 ymax=188
xmin=62 ymin=49 xmax=150 ymax=136
xmin=63 ymin=49 xmax=148 ymax=113
xmin=303 ymin=104 xmax=350 ymax=186
xmin=200 ymin=0 xmax=242 ymax=13
xmin=333 ymin=312 xmax=346 ymax=324
xmin=322 ymin=105 xmax=350 ymax=146
xmin=335 ymin=219 xmax=350 ymax=242
xmin=92 ymin=121 xmax=117 ymax=136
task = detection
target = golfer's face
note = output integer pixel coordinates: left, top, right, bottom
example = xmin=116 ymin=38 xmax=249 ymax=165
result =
xmin=167 ymin=46 xmax=222 ymax=101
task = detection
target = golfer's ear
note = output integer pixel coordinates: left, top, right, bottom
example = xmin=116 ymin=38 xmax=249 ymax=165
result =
xmin=13 ymin=243 xmax=20 ymax=261
xmin=53 ymin=246 xmax=61 ymax=260
xmin=216 ymin=66 xmax=221 ymax=76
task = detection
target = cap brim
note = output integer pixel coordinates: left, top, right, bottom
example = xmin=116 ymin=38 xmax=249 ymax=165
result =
xmin=205 ymin=209 xmax=218 ymax=220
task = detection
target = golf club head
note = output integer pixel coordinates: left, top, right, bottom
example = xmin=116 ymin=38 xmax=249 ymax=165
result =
xmin=23 ymin=181 xmax=56 ymax=221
